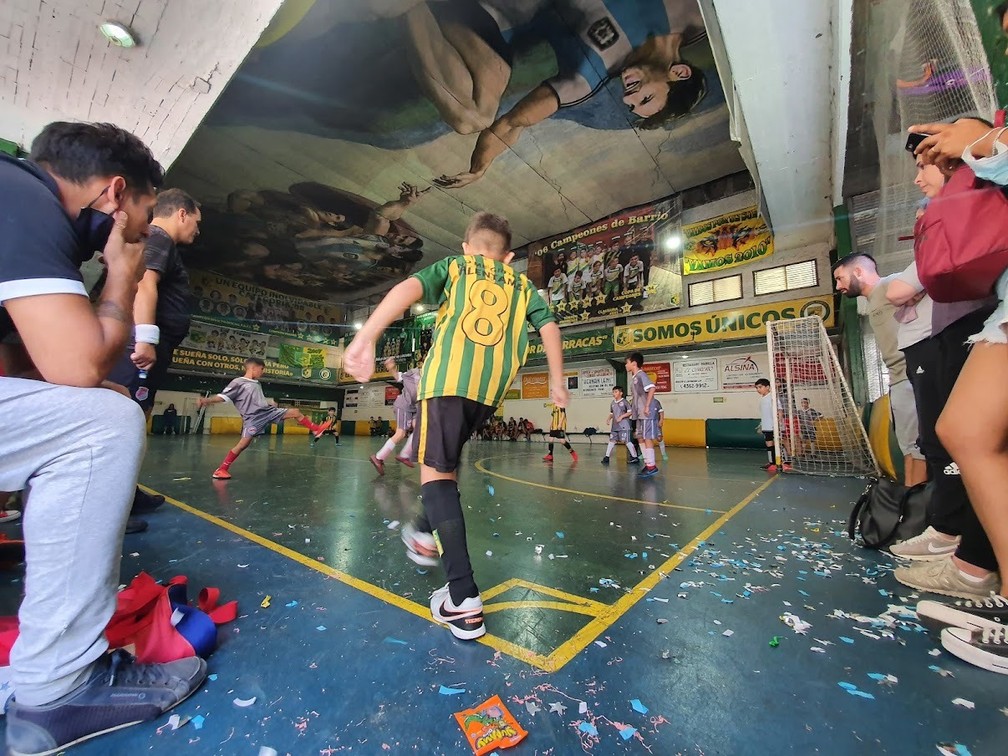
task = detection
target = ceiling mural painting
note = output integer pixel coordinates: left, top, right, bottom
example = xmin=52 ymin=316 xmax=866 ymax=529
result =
xmin=170 ymin=0 xmax=747 ymax=303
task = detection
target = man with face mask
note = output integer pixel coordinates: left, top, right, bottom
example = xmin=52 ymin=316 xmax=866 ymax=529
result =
xmin=107 ymin=188 xmax=202 ymax=525
xmin=0 ymin=122 xmax=207 ymax=755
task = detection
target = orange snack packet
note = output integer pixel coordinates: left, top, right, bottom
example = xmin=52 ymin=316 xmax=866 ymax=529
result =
xmin=454 ymin=694 xmax=528 ymax=755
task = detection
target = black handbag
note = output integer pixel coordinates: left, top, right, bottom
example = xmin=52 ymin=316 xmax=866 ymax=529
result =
xmin=847 ymin=478 xmax=930 ymax=550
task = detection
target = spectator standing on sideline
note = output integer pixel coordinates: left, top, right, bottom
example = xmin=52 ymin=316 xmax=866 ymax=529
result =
xmin=902 ymin=117 xmax=1008 ymax=674
xmin=0 ymin=121 xmax=206 ymax=755
xmin=833 ymin=253 xmax=927 ymax=486
xmin=108 ymin=188 xmax=202 ymax=525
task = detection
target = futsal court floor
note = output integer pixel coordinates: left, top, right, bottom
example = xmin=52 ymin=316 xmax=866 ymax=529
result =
xmin=1 ymin=434 xmax=1005 ymax=755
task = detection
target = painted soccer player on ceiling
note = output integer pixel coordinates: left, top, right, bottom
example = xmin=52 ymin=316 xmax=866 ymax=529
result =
xmin=413 ymin=0 xmax=709 ymax=188
xmin=191 ymin=182 xmax=429 ymax=300
xmin=214 ymin=0 xmax=712 ymax=162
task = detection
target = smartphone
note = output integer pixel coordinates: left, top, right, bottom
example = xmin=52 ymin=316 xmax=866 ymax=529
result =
xmin=905 ymin=132 xmax=927 ymax=153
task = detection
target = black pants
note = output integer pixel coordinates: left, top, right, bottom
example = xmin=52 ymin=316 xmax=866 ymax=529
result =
xmin=108 ymin=331 xmax=186 ymax=413
xmin=903 ymin=307 xmax=996 ymax=570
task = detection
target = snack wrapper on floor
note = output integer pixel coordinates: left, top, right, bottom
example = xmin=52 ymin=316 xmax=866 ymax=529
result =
xmin=454 ymin=694 xmax=527 ymax=755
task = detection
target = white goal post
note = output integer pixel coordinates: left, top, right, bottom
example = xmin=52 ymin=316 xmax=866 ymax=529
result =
xmin=766 ymin=316 xmax=879 ymax=477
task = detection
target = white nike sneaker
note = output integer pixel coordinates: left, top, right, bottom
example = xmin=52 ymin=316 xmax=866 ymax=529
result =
xmin=429 ymin=584 xmax=486 ymax=640
xmin=889 ymin=526 xmax=960 ymax=561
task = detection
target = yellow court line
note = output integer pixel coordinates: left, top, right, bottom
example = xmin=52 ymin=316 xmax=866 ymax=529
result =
xmin=497 ymin=578 xmax=608 ymax=611
xmin=483 ymin=600 xmax=600 ymax=617
xmin=473 ymin=458 xmax=727 ymax=514
xmin=145 ymin=488 xmax=555 ymax=670
xmin=540 ymin=475 xmax=777 ymax=670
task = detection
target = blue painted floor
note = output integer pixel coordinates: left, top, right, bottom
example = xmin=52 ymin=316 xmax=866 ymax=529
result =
xmin=1 ymin=435 xmax=1006 ymax=755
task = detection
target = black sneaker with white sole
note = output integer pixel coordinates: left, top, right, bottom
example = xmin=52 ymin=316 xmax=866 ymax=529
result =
xmin=5 ymin=650 xmax=207 ymax=756
xmin=941 ymin=625 xmax=1008 ymax=675
xmin=916 ymin=594 xmax=1008 ymax=633
xmin=429 ymin=584 xmax=486 ymax=640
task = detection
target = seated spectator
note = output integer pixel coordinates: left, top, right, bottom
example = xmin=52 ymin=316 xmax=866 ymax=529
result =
xmin=0 ymin=121 xmax=207 ymax=754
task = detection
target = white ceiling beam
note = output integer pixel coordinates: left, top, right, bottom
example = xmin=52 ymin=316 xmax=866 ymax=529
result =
xmin=701 ymin=0 xmax=845 ymax=249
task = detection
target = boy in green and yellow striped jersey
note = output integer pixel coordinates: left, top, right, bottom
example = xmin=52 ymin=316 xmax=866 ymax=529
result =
xmin=343 ymin=211 xmax=568 ymax=640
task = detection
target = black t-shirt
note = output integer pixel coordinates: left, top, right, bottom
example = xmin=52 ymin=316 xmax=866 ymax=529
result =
xmin=145 ymin=225 xmax=192 ymax=336
xmin=0 ymin=154 xmax=87 ymax=342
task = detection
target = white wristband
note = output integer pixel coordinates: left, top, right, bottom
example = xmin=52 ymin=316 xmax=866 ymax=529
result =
xmin=135 ymin=324 xmax=160 ymax=345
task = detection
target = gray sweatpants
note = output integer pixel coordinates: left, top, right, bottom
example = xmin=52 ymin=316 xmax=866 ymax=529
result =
xmin=0 ymin=377 xmax=145 ymax=705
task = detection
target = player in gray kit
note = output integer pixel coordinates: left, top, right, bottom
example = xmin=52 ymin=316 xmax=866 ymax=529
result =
xmin=198 ymin=357 xmax=325 ymax=479
xmin=601 ymin=386 xmax=639 ymax=465
xmin=626 ymin=351 xmax=659 ymax=477
xmin=371 ymin=355 xmax=424 ymax=475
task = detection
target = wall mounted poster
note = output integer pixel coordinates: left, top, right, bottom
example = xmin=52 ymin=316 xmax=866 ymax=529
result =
xmin=682 ymin=206 xmax=773 ymax=275
xmin=522 ymin=197 xmax=682 ymax=327
xmin=579 ymin=366 xmax=617 ymax=397
xmin=642 ymin=362 xmax=672 ymax=393
xmin=720 ymin=353 xmax=766 ymax=391
xmin=522 ymin=373 xmax=550 ymax=400
xmin=673 ymin=357 xmax=719 ymax=392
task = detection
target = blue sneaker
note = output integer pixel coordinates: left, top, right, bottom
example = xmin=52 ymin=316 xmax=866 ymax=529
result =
xmin=6 ymin=650 xmax=207 ymax=756
xmin=638 ymin=465 xmax=659 ymax=478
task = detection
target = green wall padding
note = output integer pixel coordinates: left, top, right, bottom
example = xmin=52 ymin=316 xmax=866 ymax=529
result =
xmin=705 ymin=418 xmax=766 ymax=449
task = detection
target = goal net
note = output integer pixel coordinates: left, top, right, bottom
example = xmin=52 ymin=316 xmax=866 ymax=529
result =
xmin=868 ymin=0 xmax=995 ymax=273
xmin=766 ymin=317 xmax=878 ymax=477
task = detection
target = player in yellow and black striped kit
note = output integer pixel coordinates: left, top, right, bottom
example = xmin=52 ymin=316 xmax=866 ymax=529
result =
xmin=343 ymin=211 xmax=568 ymax=641
xmin=543 ymin=402 xmax=577 ymax=463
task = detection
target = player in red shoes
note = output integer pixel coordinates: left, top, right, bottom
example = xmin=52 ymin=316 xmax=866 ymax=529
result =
xmin=198 ymin=357 xmax=326 ymax=478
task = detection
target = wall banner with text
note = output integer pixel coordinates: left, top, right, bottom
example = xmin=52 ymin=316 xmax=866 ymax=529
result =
xmin=682 ymin=206 xmax=773 ymax=276
xmin=521 ymin=197 xmax=682 ymax=327
xmin=614 ymin=296 xmax=834 ymax=351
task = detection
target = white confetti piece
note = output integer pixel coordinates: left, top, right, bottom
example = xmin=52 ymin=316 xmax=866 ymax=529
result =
xmin=722 ymin=629 xmax=734 ymax=637
xmin=387 ymin=520 xmax=400 ymax=530
xmin=952 ymin=698 xmax=975 ymax=710
xmin=578 ymin=701 xmax=588 ymax=714
xmin=594 ymin=640 xmax=607 ymax=648
xmin=233 ymin=696 xmax=257 ymax=707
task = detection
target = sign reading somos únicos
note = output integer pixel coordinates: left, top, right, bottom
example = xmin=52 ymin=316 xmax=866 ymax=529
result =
xmin=614 ymin=296 xmax=833 ymax=351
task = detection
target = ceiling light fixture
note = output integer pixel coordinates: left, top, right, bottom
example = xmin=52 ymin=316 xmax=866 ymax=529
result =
xmin=99 ymin=21 xmax=138 ymax=48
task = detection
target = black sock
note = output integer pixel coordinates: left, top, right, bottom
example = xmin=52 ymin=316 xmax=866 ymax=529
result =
xmin=564 ymin=442 xmax=573 ymax=452
xmin=767 ymin=445 xmax=775 ymax=464
xmin=548 ymin=443 xmax=554 ymax=454
xmin=422 ymin=480 xmax=477 ymax=604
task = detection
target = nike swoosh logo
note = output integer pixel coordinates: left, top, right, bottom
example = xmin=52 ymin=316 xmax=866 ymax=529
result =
xmin=928 ymin=542 xmax=955 ymax=553
xmin=437 ymin=602 xmax=482 ymax=620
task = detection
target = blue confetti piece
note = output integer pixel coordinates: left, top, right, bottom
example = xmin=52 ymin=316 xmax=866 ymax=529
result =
xmin=721 ymin=599 xmax=734 ymax=604
xmin=624 ymin=552 xmax=638 ymax=559
xmin=439 ymin=685 xmax=466 ymax=696
xmin=928 ymin=665 xmax=942 ymax=673
xmin=384 ymin=637 xmax=409 ymax=645
xmin=286 ymin=600 xmax=298 ymax=608
xmin=641 ymin=551 xmax=647 ymax=560
xmin=838 ymin=682 xmax=858 ymax=691
xmin=851 ymin=690 xmax=875 ymax=700
xmin=878 ymin=589 xmax=888 ymax=597
xmin=487 ymin=485 xmax=495 ymax=496
xmin=867 ymin=673 xmax=888 ymax=681
xmin=798 ymin=590 xmax=809 ymax=597
xmin=619 ymin=726 xmax=637 ymax=741
xmin=589 ymin=587 xmax=600 ymax=593
xmin=556 ymin=531 xmax=565 ymax=539
xmin=578 ymin=722 xmax=598 ymax=736
xmin=840 ymin=636 xmax=855 ymax=644
xmin=191 ymin=715 xmax=205 ymax=730
xmin=316 ymin=625 xmax=327 ymax=631
xmin=416 ymin=568 xmax=428 ymax=575
xmin=207 ymin=674 xmax=217 ymax=682
xmin=950 ymin=745 xmax=973 ymax=756
xmin=630 ymin=699 xmax=648 ymax=714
